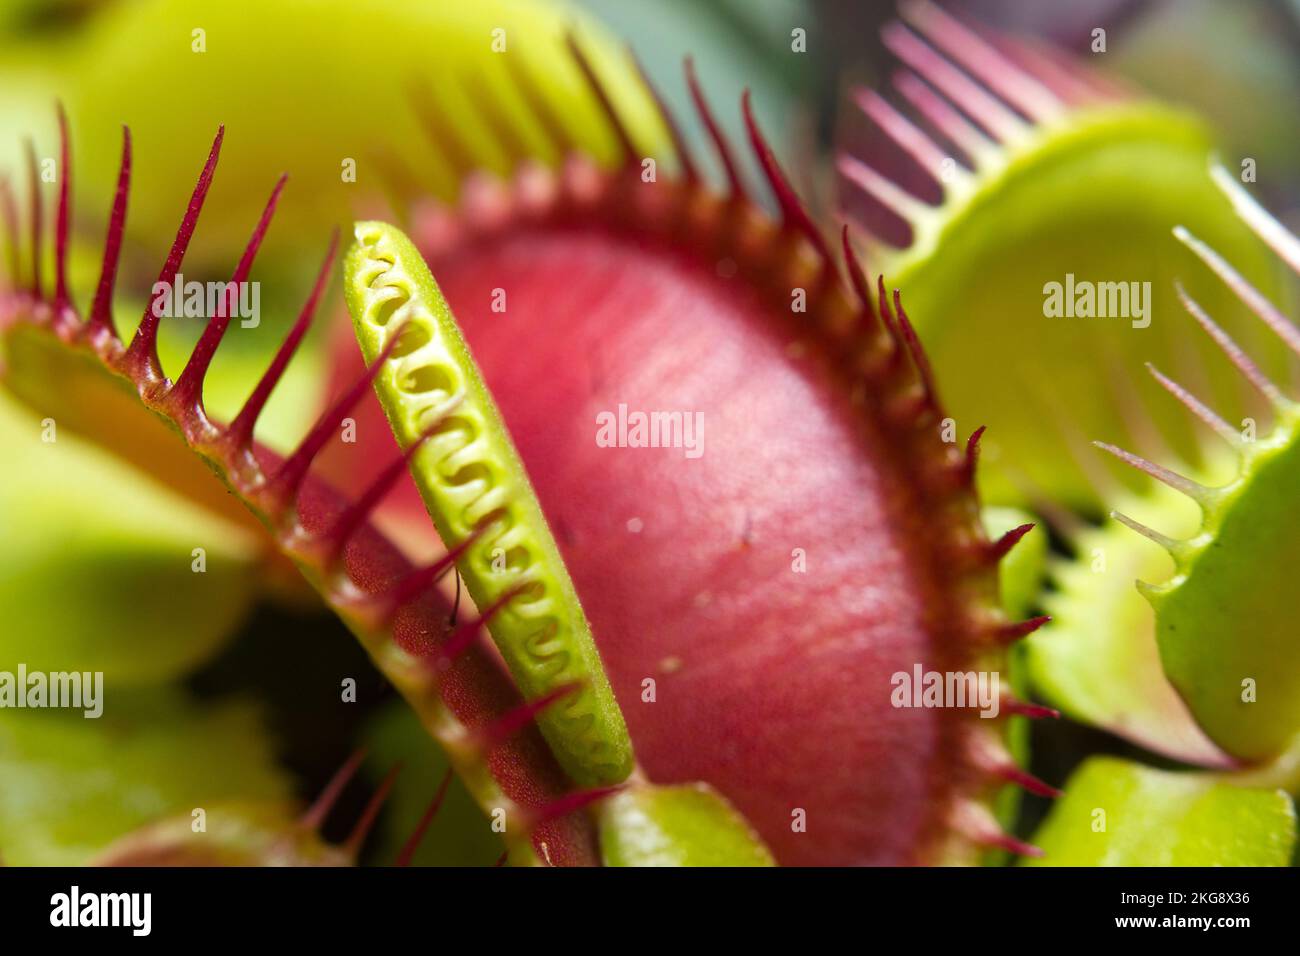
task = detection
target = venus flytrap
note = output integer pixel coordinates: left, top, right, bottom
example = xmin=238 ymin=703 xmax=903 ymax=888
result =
xmin=320 ymin=39 xmax=1055 ymax=864
xmin=0 ymin=31 xmax=1052 ymax=862
xmin=1092 ymin=181 xmax=1300 ymax=768
xmin=1024 ymin=173 xmax=1300 ymax=864
xmin=13 ymin=1 xmax=1291 ymax=868
xmin=837 ymin=0 xmax=1288 ymax=510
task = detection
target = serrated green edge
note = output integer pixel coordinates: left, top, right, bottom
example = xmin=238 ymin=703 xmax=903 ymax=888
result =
xmin=1142 ymin=399 xmax=1300 ymax=762
xmin=1024 ymin=485 xmax=1235 ymax=768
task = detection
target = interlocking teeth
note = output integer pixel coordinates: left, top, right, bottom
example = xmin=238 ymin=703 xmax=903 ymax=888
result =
xmin=838 ymin=154 xmax=932 ymax=227
xmin=853 ymin=87 xmax=971 ymax=190
xmin=898 ymin=0 xmax=1065 ymax=124
xmin=892 ymin=68 xmax=999 ymax=168
xmin=882 ymin=21 xmax=1031 ymax=145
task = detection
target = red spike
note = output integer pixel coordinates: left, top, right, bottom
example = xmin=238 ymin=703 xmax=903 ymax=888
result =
xmin=987 ymin=522 xmax=1035 ymax=562
xmin=317 ymin=450 xmax=415 ymax=564
xmin=741 ymin=89 xmax=832 ymax=264
xmin=170 ymin=174 xmax=287 ymax=412
xmin=983 ymin=831 xmax=1044 ymax=858
xmin=632 ymin=49 xmax=697 ymax=182
xmin=225 ymin=231 xmax=337 ymax=453
xmin=472 ymin=683 xmax=582 ymax=751
xmin=266 ymin=320 xmax=409 ymax=514
xmin=891 ymin=290 xmax=936 ymax=403
xmin=963 ymin=424 xmax=987 ymax=482
xmin=345 ymin=762 xmax=403 ymax=857
xmin=995 ymin=764 xmax=1062 ymax=799
xmin=1002 ymin=696 xmax=1058 ymax=720
xmin=875 ymin=274 xmax=895 ymax=331
xmin=991 ymin=614 xmax=1051 ymax=645
xmin=0 ymin=175 xmax=19 ymax=288
xmin=300 ymin=747 xmax=368 ymax=831
xmin=839 ymin=225 xmax=877 ymax=322
xmin=395 ymin=768 xmax=454 ymax=867
xmin=87 ymin=127 xmax=131 ymax=341
xmin=566 ymin=34 xmax=637 ymax=163
xmin=320 ymin=402 xmax=463 ymax=567
xmin=351 ymin=528 xmax=489 ymax=626
xmin=53 ymin=104 xmax=72 ymax=314
xmin=526 ymin=785 xmax=624 ymax=828
xmin=684 ymin=57 xmax=745 ymax=199
xmin=25 ymin=138 xmax=42 ymax=300
xmin=875 ymin=275 xmax=906 ymax=365
xmin=124 ymin=126 xmax=224 ymax=378
xmin=494 ymin=850 xmax=509 ymax=867
xmin=951 ymin=799 xmax=1044 ymax=857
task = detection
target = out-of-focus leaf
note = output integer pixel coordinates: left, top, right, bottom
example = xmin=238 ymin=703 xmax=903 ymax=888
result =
xmin=1025 ymin=756 xmax=1296 ymax=866
xmin=0 ymin=389 xmax=262 ymax=685
xmin=983 ymin=506 xmax=1046 ymax=619
xmin=0 ymin=689 xmax=290 ymax=865
xmin=597 ymin=783 xmax=775 ymax=867
xmin=0 ymin=0 xmax=669 ymax=279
